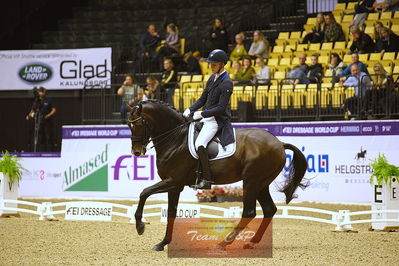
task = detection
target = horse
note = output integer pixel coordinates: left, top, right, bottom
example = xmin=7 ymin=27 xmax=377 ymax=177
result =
xmin=127 ymin=100 xmax=308 ymax=251
xmin=355 ymin=147 xmax=367 ymax=162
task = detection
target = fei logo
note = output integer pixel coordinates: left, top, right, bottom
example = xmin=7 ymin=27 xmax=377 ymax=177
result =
xmin=285 ymin=146 xmax=329 ymax=173
xmin=111 ymin=155 xmax=155 ymax=181
xmin=63 ymin=144 xmax=109 ymax=191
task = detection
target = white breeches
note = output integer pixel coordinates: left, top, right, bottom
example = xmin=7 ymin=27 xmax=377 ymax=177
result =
xmin=195 ymin=116 xmax=218 ymax=150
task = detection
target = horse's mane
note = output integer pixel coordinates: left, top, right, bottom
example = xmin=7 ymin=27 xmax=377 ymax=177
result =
xmin=140 ymin=99 xmax=185 ymax=120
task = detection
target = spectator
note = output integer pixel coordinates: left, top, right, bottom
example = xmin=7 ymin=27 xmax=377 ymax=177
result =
xmin=232 ymin=55 xmax=255 ymax=85
xmin=143 ymin=76 xmax=160 ymax=101
xmin=138 ymin=24 xmax=161 ymax=72
xmin=328 ymin=53 xmax=347 ymax=83
xmin=229 ymin=33 xmax=248 ymax=61
xmin=349 ymin=27 xmax=375 ymax=54
xmin=158 ymin=23 xmax=180 ymax=59
xmin=374 ymin=21 xmax=384 ymax=42
xmin=365 ymin=62 xmax=388 ymax=115
xmin=231 ymin=60 xmax=241 ymax=80
xmin=117 ymin=75 xmax=142 ymax=123
xmin=240 ymin=31 xmax=252 ymax=52
xmin=304 ymin=54 xmax=323 ymax=84
xmin=286 ymin=53 xmax=308 ymax=84
xmin=302 ymin=13 xmax=325 ymax=44
xmin=340 ymin=64 xmax=372 ymax=116
xmin=25 ymin=87 xmax=56 ymax=152
xmin=375 ymin=27 xmax=399 ymax=53
xmin=209 ymin=17 xmax=228 ymax=53
xmin=350 ymin=0 xmax=375 ymax=28
xmin=253 ymin=55 xmax=271 ymax=85
xmin=160 ymin=58 xmax=177 ymax=107
xmin=183 ymin=51 xmax=201 ymax=75
xmin=248 ymin=30 xmax=269 ymax=59
xmin=340 ymin=53 xmax=369 ymax=78
xmin=323 ymin=13 xmax=345 ymax=42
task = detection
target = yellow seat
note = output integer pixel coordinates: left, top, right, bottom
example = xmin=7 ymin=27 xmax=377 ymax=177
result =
xmin=268 ymin=86 xmax=278 ymax=109
xmin=272 ymin=45 xmax=284 ymax=53
xmin=359 ymin=53 xmax=369 ymax=62
xmin=342 ymin=15 xmax=354 ymax=23
xmin=309 ymin=43 xmax=321 ymax=51
xmin=179 ymin=38 xmax=185 ymax=55
xmin=319 ymin=55 xmax=330 ymax=66
xmin=343 ymin=54 xmax=352 ymax=64
xmin=199 ymin=62 xmax=210 ymax=75
xmin=367 ymin=13 xmax=379 ymax=21
xmin=335 ymin=3 xmax=346 ymax=11
xmin=346 ymin=2 xmax=356 ymax=11
xmin=334 ymin=41 xmax=346 ymax=50
xmin=331 ymin=86 xmax=344 ymax=108
xmin=267 ymin=58 xmax=280 ymax=67
xmin=306 ymin=17 xmax=316 ymax=25
xmin=290 ymin=31 xmax=302 ymax=39
xmin=287 ymin=39 xmax=299 ymax=45
xmin=393 ymin=66 xmax=399 ymax=74
xmin=179 ymin=75 xmax=192 ymax=91
xmin=321 ymin=42 xmax=333 ymax=50
xmin=242 ymin=86 xmax=254 ymax=102
xmin=306 ymin=85 xmax=318 ymax=108
xmin=278 ymin=32 xmax=290 ymax=40
xmin=382 ymin=52 xmax=395 ymax=61
xmin=380 ymin=12 xmax=392 ymax=20
xmin=230 ymin=86 xmax=243 ymax=110
xmin=284 ymin=44 xmax=297 ymax=52
xmin=274 ymin=71 xmax=286 ymax=80
xmin=391 ymin=25 xmax=399 ymax=34
xmin=191 ymin=75 xmax=203 ymax=82
xmin=203 ymin=74 xmax=211 ymax=82
xmin=364 ymin=26 xmax=375 ymax=39
xmin=297 ymin=44 xmax=309 ymax=52
xmin=280 ymin=57 xmax=291 ymax=66
xmin=281 ymin=84 xmax=294 ymax=109
xmin=303 ymin=24 xmax=313 ymax=31
xmin=291 ymin=57 xmax=299 ymax=66
xmin=255 ymin=89 xmax=268 ymax=110
xmin=369 ymin=53 xmax=381 ymax=61
xmin=182 ymin=88 xmax=197 ymax=109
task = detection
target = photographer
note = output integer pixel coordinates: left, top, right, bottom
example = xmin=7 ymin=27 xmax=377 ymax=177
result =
xmin=25 ymin=87 xmax=56 ymax=152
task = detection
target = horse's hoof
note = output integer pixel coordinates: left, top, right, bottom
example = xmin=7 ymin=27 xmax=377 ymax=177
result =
xmin=243 ymin=242 xmax=255 ymax=249
xmin=152 ymin=244 xmax=165 ymax=251
xmin=136 ymin=223 xmax=145 ymax=235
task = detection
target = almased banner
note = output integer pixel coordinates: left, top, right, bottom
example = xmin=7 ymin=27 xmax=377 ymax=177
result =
xmin=0 ymin=48 xmax=111 ymax=90
xmin=19 ymin=121 xmax=399 ymax=203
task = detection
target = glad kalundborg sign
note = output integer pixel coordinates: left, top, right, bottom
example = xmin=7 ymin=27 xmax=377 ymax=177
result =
xmin=18 ymin=121 xmax=399 ymax=203
xmin=0 ymin=48 xmax=111 ymax=90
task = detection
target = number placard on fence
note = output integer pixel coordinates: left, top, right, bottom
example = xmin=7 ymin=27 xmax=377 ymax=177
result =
xmin=160 ymin=204 xmax=201 ymax=223
xmin=65 ymin=202 xmax=113 ymax=221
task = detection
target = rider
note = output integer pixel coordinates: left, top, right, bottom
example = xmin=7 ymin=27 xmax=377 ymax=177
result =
xmin=183 ymin=49 xmax=234 ymax=189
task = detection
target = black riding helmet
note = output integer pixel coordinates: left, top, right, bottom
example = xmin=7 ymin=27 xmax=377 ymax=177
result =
xmin=205 ymin=49 xmax=228 ymax=63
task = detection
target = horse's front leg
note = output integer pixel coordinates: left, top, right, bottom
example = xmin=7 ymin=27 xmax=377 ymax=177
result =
xmin=135 ymin=178 xmax=176 ymax=235
xmin=152 ymin=190 xmax=182 ymax=251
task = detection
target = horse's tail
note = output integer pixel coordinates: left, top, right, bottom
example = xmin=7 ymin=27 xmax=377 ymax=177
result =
xmin=280 ymin=143 xmax=309 ymax=204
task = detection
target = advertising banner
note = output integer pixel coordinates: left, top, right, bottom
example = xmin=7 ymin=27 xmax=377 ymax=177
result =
xmin=0 ymin=48 xmax=112 ymax=90
xmin=18 ymin=121 xmax=399 ymax=203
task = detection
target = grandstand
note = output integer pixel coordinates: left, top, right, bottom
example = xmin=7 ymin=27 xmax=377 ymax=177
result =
xmin=1 ymin=0 xmax=399 ymax=151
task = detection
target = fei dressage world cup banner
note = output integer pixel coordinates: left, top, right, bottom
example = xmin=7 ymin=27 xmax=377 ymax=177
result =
xmin=18 ymin=121 xmax=399 ymax=203
xmin=0 ymin=48 xmax=112 ymax=90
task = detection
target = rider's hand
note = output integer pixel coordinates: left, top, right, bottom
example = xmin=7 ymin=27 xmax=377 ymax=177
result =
xmin=183 ymin=108 xmax=191 ymax=118
xmin=193 ymin=111 xmax=203 ymax=120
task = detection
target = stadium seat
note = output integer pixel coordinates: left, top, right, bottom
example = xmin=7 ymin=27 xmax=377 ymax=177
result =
xmin=203 ymin=74 xmax=211 ymax=82
xmin=391 ymin=24 xmax=399 ymax=34
xmin=191 ymin=75 xmax=203 ymax=82
xmin=255 ymin=86 xmax=268 ymax=110
xmin=367 ymin=13 xmax=379 ymax=21
xmin=267 ymin=58 xmax=280 ymax=67
xmin=268 ymin=85 xmax=278 ymax=109
xmin=306 ymin=84 xmax=318 ymax=108
xmin=281 ymin=84 xmax=294 ymax=109
xmin=321 ymin=42 xmax=333 ymax=50
xmin=278 ymin=32 xmax=290 ymax=40
xmin=303 ymin=24 xmax=313 ymax=31
xmin=180 ymin=38 xmax=185 ymax=55
xmin=274 ymin=71 xmax=286 ymax=80
xmin=364 ymin=26 xmax=375 ymax=39
xmin=309 ymin=43 xmax=321 ymax=51
xmin=380 ymin=12 xmax=392 ymax=20
xmin=174 ymin=89 xmax=181 ymax=109
xmin=180 ymin=75 xmax=192 ymax=90
xmin=334 ymin=41 xmax=346 ymax=50
xmin=319 ymin=55 xmax=329 ymax=66
xmin=280 ymin=57 xmax=291 ymax=66
xmin=359 ymin=53 xmax=369 ymax=62
xmin=393 ymin=65 xmax=399 ymax=74
xmin=335 ymin=3 xmax=346 ymax=11
xmin=242 ymin=86 xmax=254 ymax=102
xmin=332 ymin=86 xmax=344 ymax=108
xmin=284 ymin=44 xmax=297 ymax=52
xmin=383 ymin=52 xmax=396 ymax=61
xmin=290 ymin=31 xmax=302 ymax=40
xmin=306 ymin=17 xmax=316 ymax=25
xmin=230 ymin=86 xmax=243 ymax=110
xmin=346 ymin=2 xmax=356 ymax=11
xmin=369 ymin=53 xmax=381 ymax=61
xmin=342 ymin=15 xmax=354 ymax=23
xmin=272 ymin=45 xmax=284 ymax=53
xmin=296 ymin=44 xmax=308 ymax=52
xmin=293 ymin=84 xmax=306 ymax=108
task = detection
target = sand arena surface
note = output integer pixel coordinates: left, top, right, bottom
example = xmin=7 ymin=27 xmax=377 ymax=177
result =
xmin=0 ymin=200 xmax=398 ymax=265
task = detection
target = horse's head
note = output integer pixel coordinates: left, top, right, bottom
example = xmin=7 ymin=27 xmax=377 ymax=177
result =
xmin=127 ymin=103 xmax=150 ymax=156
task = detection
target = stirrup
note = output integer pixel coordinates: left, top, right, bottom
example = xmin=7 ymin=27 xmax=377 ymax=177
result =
xmin=190 ymin=179 xmax=214 ymax=190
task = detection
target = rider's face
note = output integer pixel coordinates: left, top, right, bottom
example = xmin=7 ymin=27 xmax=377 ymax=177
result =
xmin=210 ymin=62 xmax=224 ymax=74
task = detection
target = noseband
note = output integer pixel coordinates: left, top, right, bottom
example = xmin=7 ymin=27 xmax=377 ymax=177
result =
xmin=128 ymin=116 xmax=150 ymax=147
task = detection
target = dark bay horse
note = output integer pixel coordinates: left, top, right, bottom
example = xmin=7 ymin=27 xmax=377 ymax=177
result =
xmin=127 ymin=100 xmax=308 ymax=251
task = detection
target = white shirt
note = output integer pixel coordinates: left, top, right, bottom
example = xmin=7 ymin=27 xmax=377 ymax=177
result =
xmin=256 ymin=66 xmax=270 ymax=84
xmin=214 ymin=70 xmax=227 ymax=82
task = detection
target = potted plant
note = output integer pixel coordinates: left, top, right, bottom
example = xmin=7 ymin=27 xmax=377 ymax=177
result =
xmin=0 ymin=151 xmax=27 ymax=217
xmin=196 ymin=189 xmax=216 ymax=202
xmin=369 ymin=154 xmax=399 ymax=186
xmin=214 ymin=186 xmax=243 ymax=202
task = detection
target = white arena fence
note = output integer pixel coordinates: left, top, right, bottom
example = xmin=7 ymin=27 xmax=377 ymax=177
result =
xmin=1 ymin=199 xmax=399 ymax=231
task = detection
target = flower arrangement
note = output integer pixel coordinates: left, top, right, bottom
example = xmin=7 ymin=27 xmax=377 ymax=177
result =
xmin=369 ymin=154 xmax=399 ymax=186
xmin=196 ymin=186 xmax=243 ymax=202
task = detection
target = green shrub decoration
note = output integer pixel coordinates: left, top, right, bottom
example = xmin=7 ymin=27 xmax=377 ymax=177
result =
xmin=0 ymin=150 xmax=28 ymax=190
xmin=369 ymin=154 xmax=399 ymax=186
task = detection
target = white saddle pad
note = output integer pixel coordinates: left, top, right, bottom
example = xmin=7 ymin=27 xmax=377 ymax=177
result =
xmin=188 ymin=122 xmax=236 ymax=161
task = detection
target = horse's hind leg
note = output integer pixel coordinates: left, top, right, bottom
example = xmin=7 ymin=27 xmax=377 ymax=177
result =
xmin=243 ymin=185 xmax=276 ymax=249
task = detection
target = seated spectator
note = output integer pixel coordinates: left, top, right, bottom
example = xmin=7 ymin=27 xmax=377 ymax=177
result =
xmin=286 ymin=53 xmax=308 ymax=84
xmin=158 ymin=23 xmax=180 ymax=59
xmin=304 ymin=54 xmax=323 ymax=84
xmin=374 ymin=21 xmax=384 ymax=42
xmin=143 ymin=76 xmax=160 ymax=101
xmin=302 ymin=13 xmax=325 ymax=44
xmin=183 ymin=51 xmax=201 ymax=75
xmin=340 ymin=53 xmax=369 ymax=78
xmin=253 ymin=56 xmax=271 ymax=85
xmin=240 ymin=31 xmax=252 ymax=52
xmin=117 ymin=75 xmax=143 ymax=123
xmin=232 ymin=56 xmax=255 ymax=85
xmin=349 ymin=27 xmax=375 ymax=54
xmin=365 ymin=62 xmax=388 ymax=115
xmin=350 ymin=0 xmax=375 ymax=28
xmin=137 ymin=24 xmax=161 ymax=72
xmin=160 ymin=58 xmax=177 ymax=107
xmin=375 ymin=27 xmax=399 ymax=53
xmin=328 ymin=53 xmax=347 ymax=83
xmin=323 ymin=13 xmax=345 ymax=42
xmin=248 ymin=30 xmax=269 ymax=59
xmin=340 ymin=64 xmax=372 ymax=116
xmin=209 ymin=17 xmax=228 ymax=53
xmin=230 ymin=33 xmax=248 ymax=61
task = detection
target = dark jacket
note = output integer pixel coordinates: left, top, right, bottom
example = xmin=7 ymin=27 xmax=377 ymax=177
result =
xmin=189 ymin=72 xmax=234 ymax=147
xmin=161 ymin=69 xmax=177 ymax=89
xmin=350 ymin=32 xmax=375 ymax=53
xmin=209 ymin=27 xmax=229 ymax=53
xmin=375 ymin=32 xmax=399 ymax=53
xmin=139 ymin=31 xmax=160 ymax=53
xmin=186 ymin=56 xmax=201 ymax=74
xmin=305 ymin=63 xmax=323 ymax=83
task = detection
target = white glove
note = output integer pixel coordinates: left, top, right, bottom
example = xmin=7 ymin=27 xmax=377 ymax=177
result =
xmin=183 ymin=108 xmax=191 ymax=118
xmin=193 ymin=111 xmax=203 ymax=120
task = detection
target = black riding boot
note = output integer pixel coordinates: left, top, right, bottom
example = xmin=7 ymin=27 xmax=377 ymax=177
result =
xmin=194 ymin=145 xmax=214 ymax=189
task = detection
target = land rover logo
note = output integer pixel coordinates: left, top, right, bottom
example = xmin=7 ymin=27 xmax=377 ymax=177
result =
xmin=19 ymin=63 xmax=52 ymax=83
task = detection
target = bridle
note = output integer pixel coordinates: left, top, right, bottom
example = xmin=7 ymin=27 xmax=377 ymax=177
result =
xmin=128 ymin=114 xmax=192 ymax=151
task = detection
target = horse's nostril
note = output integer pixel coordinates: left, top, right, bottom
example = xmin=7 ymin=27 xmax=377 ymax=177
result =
xmin=134 ymin=152 xmax=141 ymax=156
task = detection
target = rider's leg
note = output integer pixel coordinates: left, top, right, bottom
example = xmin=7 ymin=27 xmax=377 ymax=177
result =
xmin=194 ymin=117 xmax=218 ymax=189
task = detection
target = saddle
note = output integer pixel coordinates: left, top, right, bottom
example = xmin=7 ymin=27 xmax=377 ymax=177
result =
xmin=188 ymin=122 xmax=236 ymax=161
